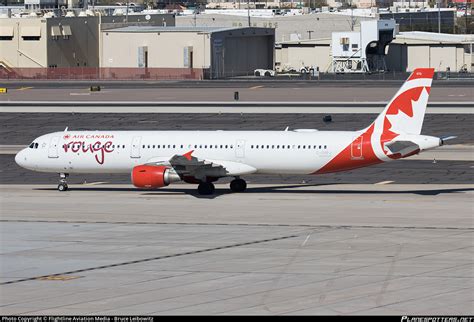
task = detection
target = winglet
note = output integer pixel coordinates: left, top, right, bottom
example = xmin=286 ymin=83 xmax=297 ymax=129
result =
xmin=183 ymin=150 xmax=194 ymax=161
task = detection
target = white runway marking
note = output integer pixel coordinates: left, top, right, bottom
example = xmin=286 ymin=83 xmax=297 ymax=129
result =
xmin=301 ymin=234 xmax=311 ymax=246
xmin=82 ymin=181 xmax=108 ymax=186
xmin=375 ymin=180 xmax=395 ymax=185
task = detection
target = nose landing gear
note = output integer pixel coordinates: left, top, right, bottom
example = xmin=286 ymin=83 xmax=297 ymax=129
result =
xmin=58 ymin=173 xmax=69 ymax=191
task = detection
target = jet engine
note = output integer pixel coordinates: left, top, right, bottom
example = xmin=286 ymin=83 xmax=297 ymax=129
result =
xmin=131 ymin=165 xmax=181 ymax=188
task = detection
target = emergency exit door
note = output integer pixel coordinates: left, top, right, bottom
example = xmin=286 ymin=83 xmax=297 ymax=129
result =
xmin=235 ymin=140 xmax=246 ymax=158
xmin=130 ymin=136 xmax=141 ymax=158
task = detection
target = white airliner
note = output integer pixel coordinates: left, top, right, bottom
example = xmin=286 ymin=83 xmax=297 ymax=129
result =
xmin=15 ymin=68 xmax=453 ymax=194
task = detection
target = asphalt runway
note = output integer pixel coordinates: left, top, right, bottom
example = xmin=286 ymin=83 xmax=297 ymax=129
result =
xmin=1 ymin=85 xmax=472 ymax=102
xmin=1 ymin=154 xmax=473 ymax=185
xmin=1 ymin=183 xmax=473 ymax=314
xmin=2 ymin=113 xmax=473 ymax=145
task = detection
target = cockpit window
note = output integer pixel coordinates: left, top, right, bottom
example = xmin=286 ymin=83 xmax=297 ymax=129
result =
xmin=29 ymin=142 xmax=34 ymax=148
xmin=34 ymin=143 xmax=39 ymax=149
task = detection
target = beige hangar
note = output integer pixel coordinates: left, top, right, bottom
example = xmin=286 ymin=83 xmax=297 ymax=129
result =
xmin=100 ymin=26 xmax=275 ymax=78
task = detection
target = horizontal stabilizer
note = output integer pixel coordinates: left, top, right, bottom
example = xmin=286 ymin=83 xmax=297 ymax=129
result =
xmin=385 ymin=140 xmax=420 ymax=158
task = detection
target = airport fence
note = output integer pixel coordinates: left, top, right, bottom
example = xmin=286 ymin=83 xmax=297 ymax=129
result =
xmin=0 ymin=67 xmax=208 ymax=80
xmin=1 ymin=67 xmax=472 ymax=81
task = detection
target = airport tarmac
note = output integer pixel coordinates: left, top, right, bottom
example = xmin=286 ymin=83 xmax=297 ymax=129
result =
xmin=0 ymin=85 xmax=473 ymax=103
xmin=1 ymin=113 xmax=473 ymax=145
xmin=1 ymin=183 xmax=473 ymax=315
xmin=1 ymin=101 xmax=473 ymax=314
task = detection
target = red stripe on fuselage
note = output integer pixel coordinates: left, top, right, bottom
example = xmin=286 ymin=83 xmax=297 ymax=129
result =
xmin=313 ymin=124 xmax=382 ymax=174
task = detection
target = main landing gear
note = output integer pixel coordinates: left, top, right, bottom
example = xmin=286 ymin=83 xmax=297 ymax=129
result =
xmin=196 ymin=178 xmax=247 ymax=195
xmin=197 ymin=182 xmax=215 ymax=195
xmin=230 ymin=178 xmax=247 ymax=193
xmin=58 ymin=173 xmax=69 ymax=191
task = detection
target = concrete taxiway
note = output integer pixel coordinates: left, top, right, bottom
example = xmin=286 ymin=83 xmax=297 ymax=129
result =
xmin=0 ymin=82 xmax=473 ymax=103
xmin=2 ymin=113 xmax=473 ymax=145
xmin=1 ymin=184 xmax=473 ymax=315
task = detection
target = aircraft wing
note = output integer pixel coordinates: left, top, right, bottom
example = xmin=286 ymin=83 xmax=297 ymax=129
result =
xmin=146 ymin=150 xmax=256 ymax=181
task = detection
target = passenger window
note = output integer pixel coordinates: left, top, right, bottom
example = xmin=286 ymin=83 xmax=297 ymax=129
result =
xmin=319 ymin=145 xmax=322 ymax=149
xmin=181 ymin=145 xmax=183 ymax=148
xmin=142 ymin=145 xmax=145 ymax=148
xmin=194 ymin=145 xmax=197 ymax=148
xmin=277 ymin=145 xmax=280 ymax=149
xmin=324 ymin=145 xmax=327 ymax=149
xmin=230 ymin=145 xmax=233 ymax=148
xmin=123 ymin=145 xmax=125 ymax=148
xmin=225 ymin=145 xmax=228 ymax=149
xmin=298 ymin=145 xmax=301 ymax=149
xmin=251 ymin=145 xmax=254 ymax=149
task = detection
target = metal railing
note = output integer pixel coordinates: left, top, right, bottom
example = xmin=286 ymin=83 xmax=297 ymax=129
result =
xmin=0 ymin=67 xmax=207 ymax=80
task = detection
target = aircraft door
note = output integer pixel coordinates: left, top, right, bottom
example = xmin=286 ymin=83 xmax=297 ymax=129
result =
xmin=351 ymin=136 xmax=363 ymax=159
xmin=130 ymin=136 xmax=141 ymax=158
xmin=235 ymin=139 xmax=245 ymax=158
xmin=48 ymin=136 xmax=60 ymax=158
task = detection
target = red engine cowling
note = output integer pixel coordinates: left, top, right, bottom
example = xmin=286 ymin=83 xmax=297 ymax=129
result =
xmin=131 ymin=165 xmax=181 ymax=188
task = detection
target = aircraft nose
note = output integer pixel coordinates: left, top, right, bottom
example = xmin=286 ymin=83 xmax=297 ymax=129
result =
xmin=15 ymin=149 xmax=27 ymax=168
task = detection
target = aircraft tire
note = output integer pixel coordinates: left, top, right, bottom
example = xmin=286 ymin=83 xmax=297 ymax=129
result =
xmin=198 ymin=182 xmax=215 ymax=195
xmin=230 ymin=179 xmax=247 ymax=192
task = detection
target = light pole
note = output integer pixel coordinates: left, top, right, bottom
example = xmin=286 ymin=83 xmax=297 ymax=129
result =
xmin=126 ymin=0 xmax=129 ymax=24
xmin=437 ymin=0 xmax=441 ymax=33
xmin=247 ymin=0 xmax=251 ymax=27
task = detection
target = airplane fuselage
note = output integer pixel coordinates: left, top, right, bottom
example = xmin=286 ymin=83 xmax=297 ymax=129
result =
xmin=16 ymin=130 xmax=366 ymax=175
